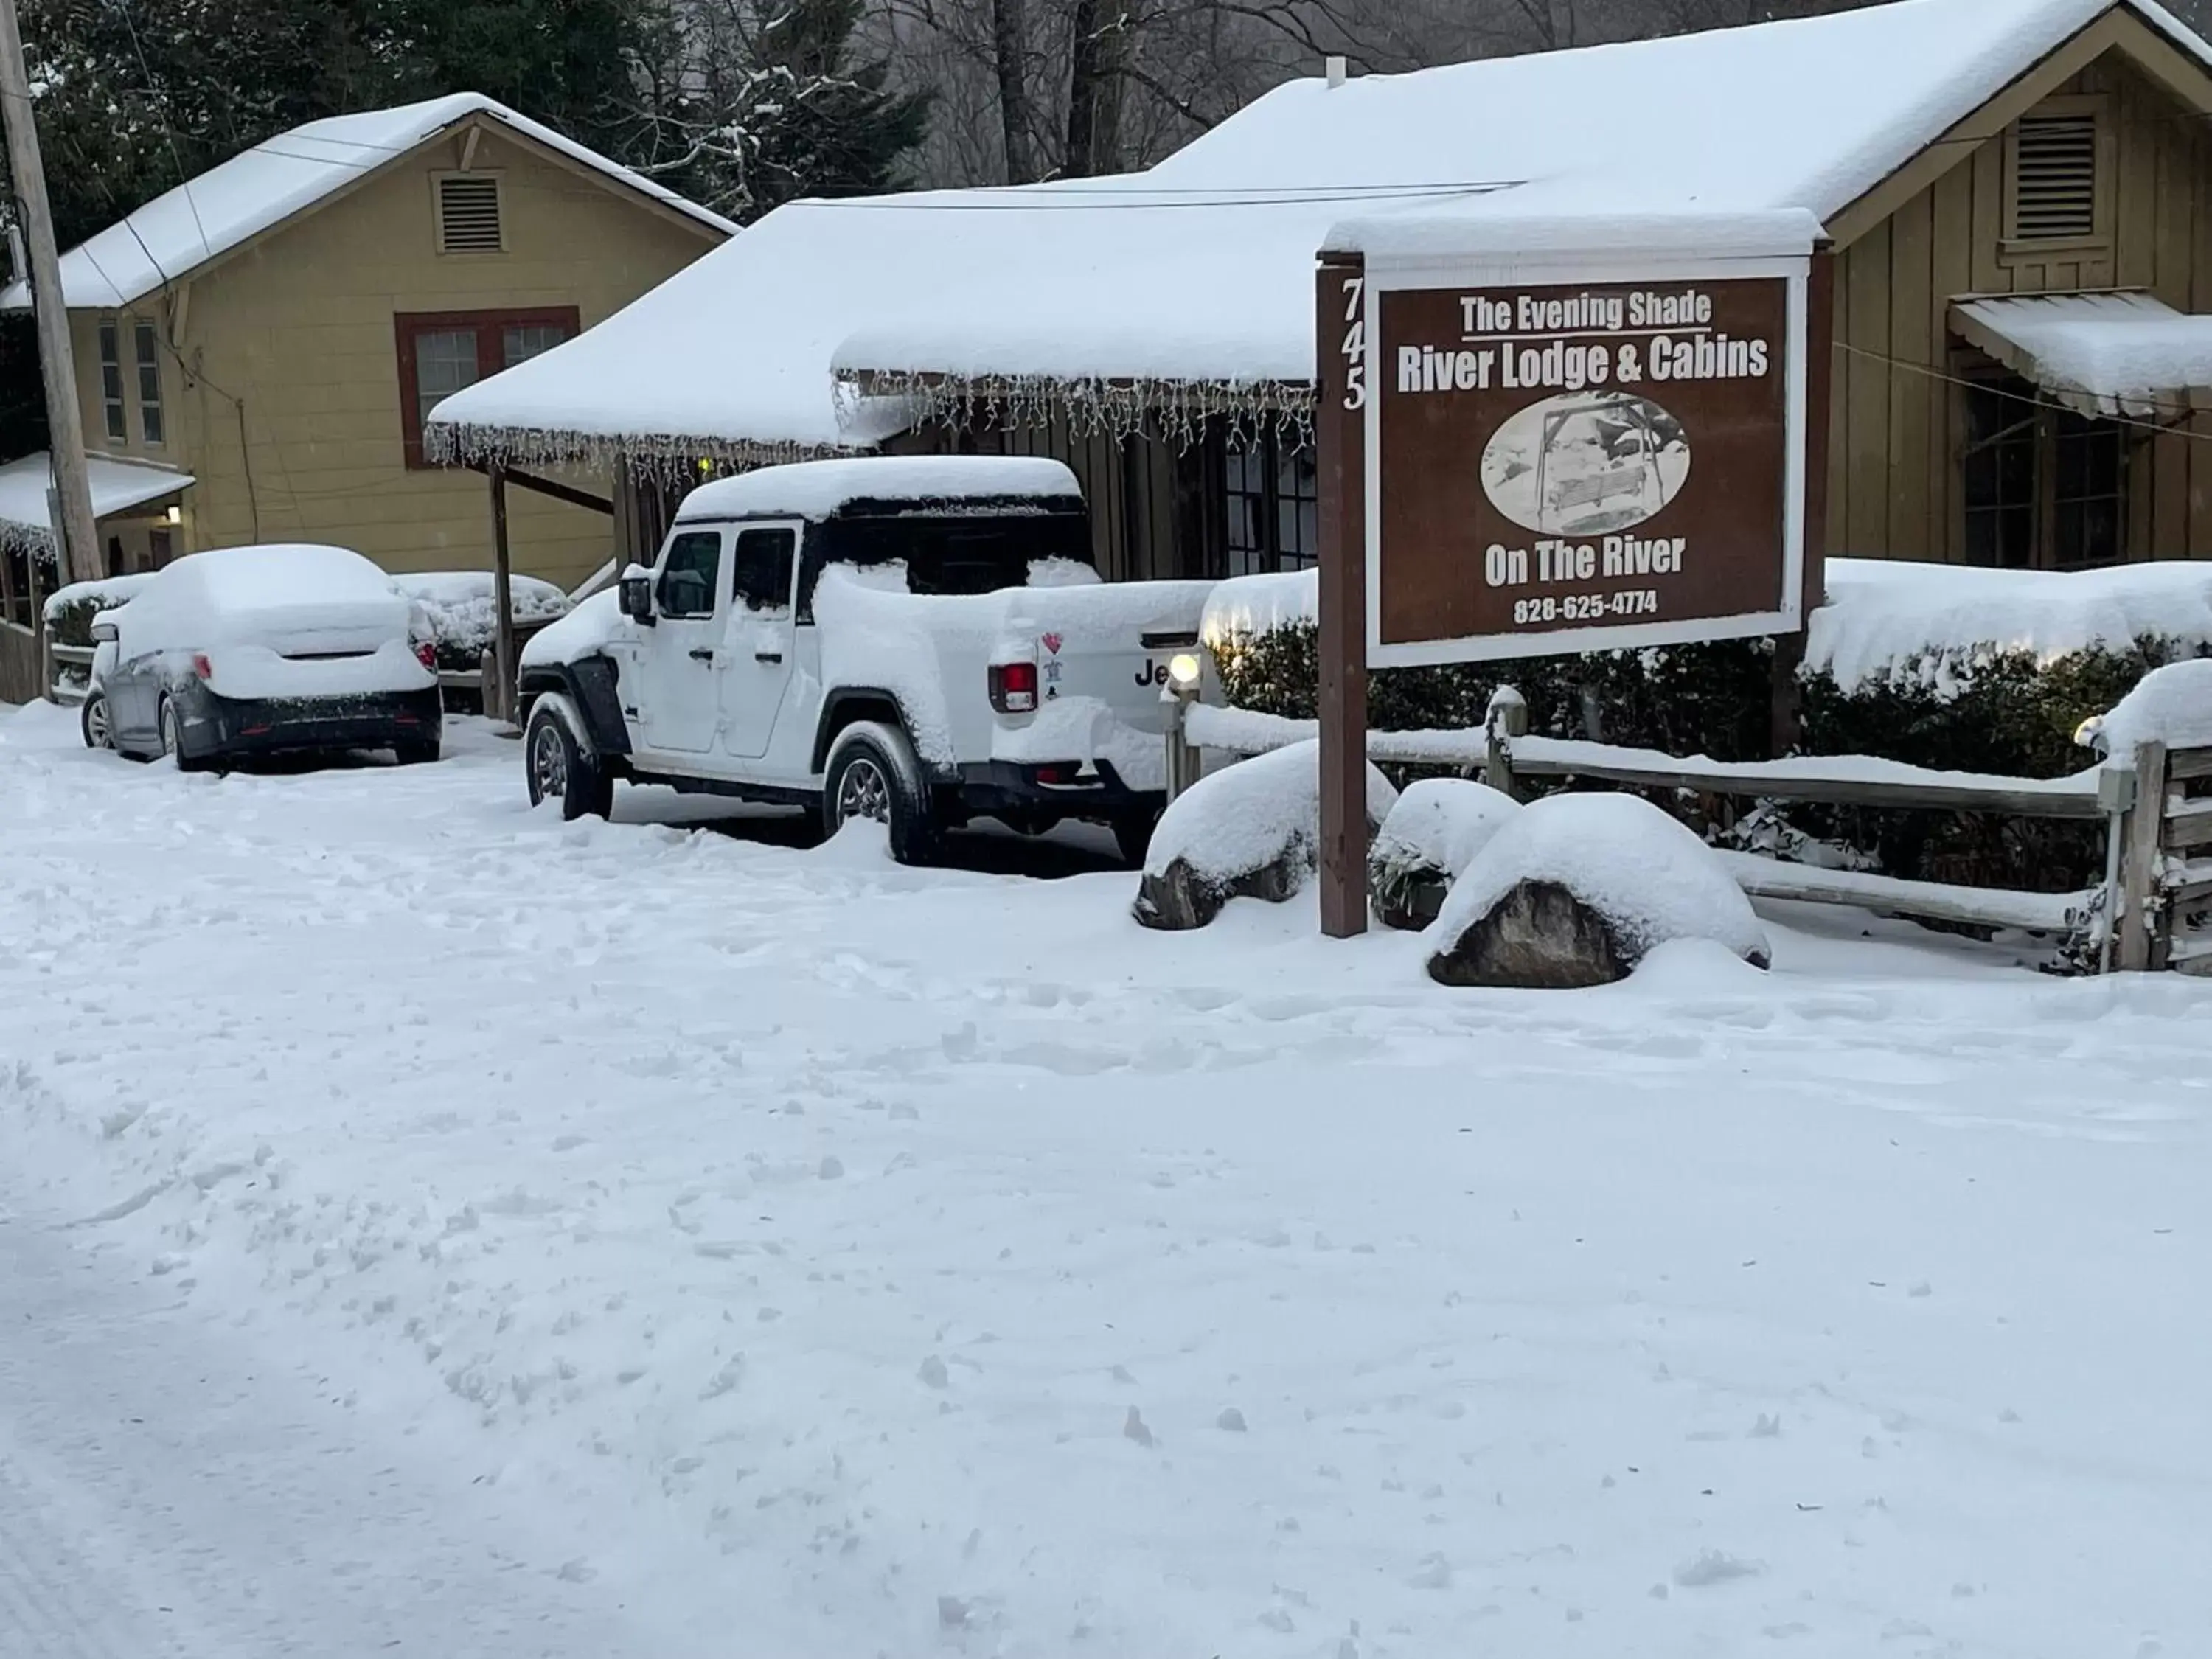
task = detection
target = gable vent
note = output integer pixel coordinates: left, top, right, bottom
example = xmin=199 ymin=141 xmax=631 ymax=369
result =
xmin=436 ymin=175 xmax=504 ymax=254
xmin=2010 ymin=114 xmax=2098 ymax=243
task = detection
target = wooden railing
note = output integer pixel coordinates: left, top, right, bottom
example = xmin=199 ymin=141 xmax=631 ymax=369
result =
xmin=2115 ymin=739 xmax=2212 ymax=975
xmin=0 ymin=621 xmax=42 ymax=706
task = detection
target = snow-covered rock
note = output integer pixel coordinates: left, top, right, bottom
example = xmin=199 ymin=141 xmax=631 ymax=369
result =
xmin=1133 ymin=740 xmax=1397 ymax=931
xmin=1368 ymin=777 xmax=1520 ymax=931
xmin=1427 ymin=792 xmax=1769 ymax=987
xmin=2091 ymin=658 xmax=2212 ymax=758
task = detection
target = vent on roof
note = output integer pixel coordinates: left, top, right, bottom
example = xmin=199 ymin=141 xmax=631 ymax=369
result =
xmin=435 ymin=174 xmax=504 ymax=254
xmin=2008 ymin=113 xmax=2099 ymax=243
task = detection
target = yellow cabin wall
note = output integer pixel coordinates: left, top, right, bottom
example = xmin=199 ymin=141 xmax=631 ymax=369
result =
xmin=69 ymin=121 xmax=720 ymax=591
xmin=1828 ymin=49 xmax=2212 ymax=566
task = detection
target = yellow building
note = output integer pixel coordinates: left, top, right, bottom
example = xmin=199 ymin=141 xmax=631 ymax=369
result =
xmin=1 ymin=94 xmax=732 ymax=592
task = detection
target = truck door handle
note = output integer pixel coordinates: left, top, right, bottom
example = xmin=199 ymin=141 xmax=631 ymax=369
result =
xmin=689 ymin=648 xmax=716 ymax=663
xmin=754 ymin=650 xmax=783 ymax=664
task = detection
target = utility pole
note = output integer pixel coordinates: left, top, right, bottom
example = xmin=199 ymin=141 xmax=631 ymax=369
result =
xmin=0 ymin=0 xmax=100 ymax=587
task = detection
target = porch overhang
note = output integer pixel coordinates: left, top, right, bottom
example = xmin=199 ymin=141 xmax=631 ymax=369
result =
xmin=1949 ymin=291 xmax=2212 ymax=419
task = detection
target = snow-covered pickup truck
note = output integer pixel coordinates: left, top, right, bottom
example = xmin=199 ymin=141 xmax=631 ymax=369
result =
xmin=517 ymin=457 xmax=1214 ymax=863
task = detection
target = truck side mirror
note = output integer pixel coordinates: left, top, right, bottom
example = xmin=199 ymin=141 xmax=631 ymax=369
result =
xmin=619 ymin=567 xmax=656 ymax=625
xmin=89 ymin=616 xmax=120 ymax=644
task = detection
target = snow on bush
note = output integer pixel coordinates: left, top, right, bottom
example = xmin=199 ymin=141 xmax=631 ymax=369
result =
xmin=393 ymin=571 xmax=571 ymax=669
xmin=41 ymin=573 xmax=155 ymax=640
xmin=1145 ymin=740 xmax=1397 ymax=884
xmin=1806 ymin=558 xmax=2212 ymax=696
xmin=2092 ymin=658 xmax=2212 ymax=757
xmin=1370 ymin=778 xmax=1520 ymax=928
xmin=1201 ymin=567 xmax=1317 ymax=649
xmin=1430 ymin=792 xmax=1768 ymax=980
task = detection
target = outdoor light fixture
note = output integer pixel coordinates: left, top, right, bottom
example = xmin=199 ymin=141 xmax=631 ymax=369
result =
xmin=1161 ymin=652 xmax=1205 ymax=802
xmin=165 ymin=504 xmax=181 ymax=524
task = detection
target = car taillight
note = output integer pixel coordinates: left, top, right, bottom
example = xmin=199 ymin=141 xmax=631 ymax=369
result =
xmin=414 ymin=639 xmax=437 ymax=670
xmin=190 ymin=652 xmax=212 ymax=681
xmin=990 ymin=660 xmax=1039 ymax=714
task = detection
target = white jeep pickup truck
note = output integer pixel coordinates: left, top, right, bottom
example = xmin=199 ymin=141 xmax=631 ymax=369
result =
xmin=517 ymin=456 xmax=1214 ymax=863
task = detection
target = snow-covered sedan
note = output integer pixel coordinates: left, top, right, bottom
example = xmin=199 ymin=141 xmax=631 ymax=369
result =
xmin=81 ymin=543 xmax=442 ymax=770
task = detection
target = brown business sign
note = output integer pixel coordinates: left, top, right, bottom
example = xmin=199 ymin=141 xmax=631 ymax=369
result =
xmin=1362 ymin=260 xmax=1810 ymax=666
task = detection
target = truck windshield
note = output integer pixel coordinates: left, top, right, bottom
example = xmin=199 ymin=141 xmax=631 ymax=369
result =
xmin=812 ymin=511 xmax=1093 ymax=599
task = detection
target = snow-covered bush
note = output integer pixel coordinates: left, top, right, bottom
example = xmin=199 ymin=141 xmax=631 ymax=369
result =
xmin=1368 ymin=778 xmax=1519 ymax=931
xmin=1206 ymin=562 xmax=2212 ymax=894
xmin=393 ymin=572 xmax=571 ymax=672
xmin=43 ymin=573 xmax=156 ymax=645
xmin=2079 ymin=658 xmax=2212 ymax=759
xmin=1427 ymin=792 xmax=1770 ymax=988
xmin=1133 ymin=740 xmax=1397 ymax=931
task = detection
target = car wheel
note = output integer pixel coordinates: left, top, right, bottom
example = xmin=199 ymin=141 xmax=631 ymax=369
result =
xmin=157 ymin=697 xmax=206 ymax=773
xmin=1112 ymin=810 xmax=1161 ymax=870
xmin=394 ymin=737 xmax=442 ymax=767
xmin=80 ymin=690 xmax=114 ymax=751
xmin=823 ymin=721 xmax=938 ymax=865
xmin=525 ymin=700 xmax=611 ymax=821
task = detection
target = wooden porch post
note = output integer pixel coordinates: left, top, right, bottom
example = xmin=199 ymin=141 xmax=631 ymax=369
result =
xmin=490 ymin=465 xmax=515 ymax=726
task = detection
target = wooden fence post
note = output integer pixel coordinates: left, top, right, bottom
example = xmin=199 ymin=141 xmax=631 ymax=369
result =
xmin=2118 ymin=738 xmax=2168 ymax=972
xmin=1485 ymin=685 xmax=1527 ymax=801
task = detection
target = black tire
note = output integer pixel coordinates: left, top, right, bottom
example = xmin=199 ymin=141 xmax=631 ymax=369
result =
xmin=394 ymin=737 xmax=442 ymax=767
xmin=822 ymin=721 xmax=938 ymax=865
xmin=525 ymin=700 xmax=611 ymax=821
xmin=158 ymin=697 xmax=207 ymax=773
xmin=1112 ymin=810 xmax=1161 ymax=870
xmin=80 ymin=690 xmax=114 ymax=751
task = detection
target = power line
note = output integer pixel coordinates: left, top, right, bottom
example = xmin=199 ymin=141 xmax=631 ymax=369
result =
xmin=1834 ymin=339 xmax=2212 ymax=442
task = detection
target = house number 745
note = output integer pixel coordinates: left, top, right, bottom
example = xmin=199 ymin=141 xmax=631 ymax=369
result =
xmin=1340 ymin=276 xmax=1366 ymax=411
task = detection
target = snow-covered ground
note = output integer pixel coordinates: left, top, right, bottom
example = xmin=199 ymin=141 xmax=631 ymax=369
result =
xmin=3 ymin=698 xmax=2209 ymax=1658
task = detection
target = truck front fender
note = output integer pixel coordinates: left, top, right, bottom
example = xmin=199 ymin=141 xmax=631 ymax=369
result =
xmin=520 ymin=657 xmax=631 ymax=757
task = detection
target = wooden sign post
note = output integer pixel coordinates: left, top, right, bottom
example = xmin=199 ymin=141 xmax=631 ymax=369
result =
xmin=1315 ymin=232 xmax=1829 ymax=938
xmin=1316 ymin=251 xmax=1370 ymax=939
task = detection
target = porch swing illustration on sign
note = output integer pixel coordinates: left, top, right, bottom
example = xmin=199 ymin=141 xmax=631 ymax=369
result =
xmin=1479 ymin=390 xmax=1691 ymax=537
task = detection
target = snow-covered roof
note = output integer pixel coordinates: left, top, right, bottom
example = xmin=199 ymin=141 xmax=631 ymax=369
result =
xmin=426 ymin=0 xmax=2211 ymax=467
xmin=1950 ymin=291 xmax=2212 ymax=417
xmin=0 ymin=452 xmax=194 ymax=554
xmin=0 ymin=93 xmax=735 ymax=313
xmin=673 ymin=457 xmax=1083 ymax=522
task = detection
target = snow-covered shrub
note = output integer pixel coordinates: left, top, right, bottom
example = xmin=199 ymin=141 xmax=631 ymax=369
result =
xmin=393 ymin=572 xmax=572 ymax=672
xmin=1427 ymin=792 xmax=1770 ymax=988
xmin=1133 ymin=740 xmax=1397 ymax=931
xmin=2079 ymin=657 xmax=2212 ymax=759
xmin=43 ymin=573 xmax=156 ymax=645
xmin=1206 ymin=563 xmax=2212 ymax=895
xmin=1368 ymin=778 xmax=1519 ymax=931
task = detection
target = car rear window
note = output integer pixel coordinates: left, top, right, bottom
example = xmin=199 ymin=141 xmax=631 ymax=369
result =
xmin=804 ymin=511 xmax=1093 ymax=608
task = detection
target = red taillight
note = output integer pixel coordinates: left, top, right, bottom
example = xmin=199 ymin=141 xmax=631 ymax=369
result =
xmin=414 ymin=639 xmax=437 ymax=671
xmin=1032 ymin=762 xmax=1079 ymax=785
xmin=990 ymin=660 xmax=1039 ymax=714
xmin=190 ymin=652 xmax=212 ymax=681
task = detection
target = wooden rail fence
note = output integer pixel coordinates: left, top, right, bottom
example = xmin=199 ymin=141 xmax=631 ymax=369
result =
xmin=1182 ymin=696 xmax=2206 ymax=973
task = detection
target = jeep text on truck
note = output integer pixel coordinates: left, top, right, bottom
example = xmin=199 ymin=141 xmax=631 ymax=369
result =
xmin=515 ymin=457 xmax=1215 ymax=864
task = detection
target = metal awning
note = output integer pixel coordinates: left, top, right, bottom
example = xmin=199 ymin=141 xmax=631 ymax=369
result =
xmin=1950 ymin=291 xmax=2212 ymax=419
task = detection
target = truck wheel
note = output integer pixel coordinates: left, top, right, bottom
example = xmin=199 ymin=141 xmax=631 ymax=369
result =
xmin=81 ymin=690 xmax=114 ymax=751
xmin=824 ymin=721 xmax=939 ymax=864
xmin=1112 ymin=810 xmax=1161 ymax=870
xmin=526 ymin=698 xmax=612 ymax=821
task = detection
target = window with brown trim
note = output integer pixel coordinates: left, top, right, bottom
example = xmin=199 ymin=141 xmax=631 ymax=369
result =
xmin=394 ymin=306 xmax=579 ymax=467
xmin=1961 ymin=375 xmax=2126 ymax=570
